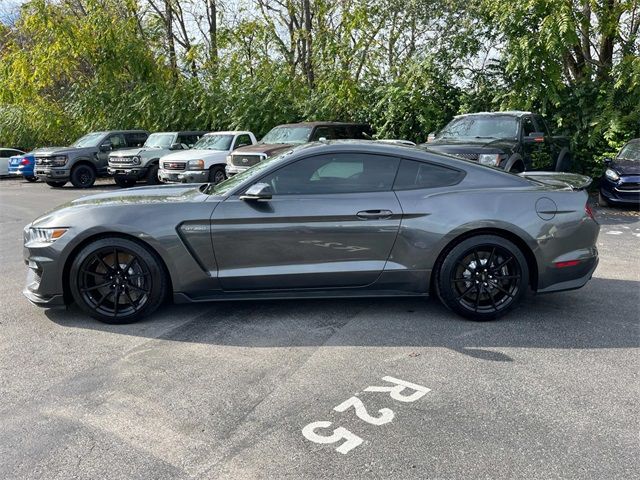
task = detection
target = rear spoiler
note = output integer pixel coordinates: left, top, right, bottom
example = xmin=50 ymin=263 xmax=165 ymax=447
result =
xmin=518 ymin=172 xmax=592 ymax=191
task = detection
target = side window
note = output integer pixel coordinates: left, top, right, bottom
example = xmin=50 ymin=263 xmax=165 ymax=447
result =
xmin=178 ymin=134 xmax=200 ymax=147
xmin=259 ymin=153 xmax=400 ymax=195
xmin=349 ymin=125 xmax=371 ymax=139
xmin=311 ymin=126 xmax=333 ymax=141
xmin=233 ymin=134 xmax=252 ymax=149
xmin=393 ymin=159 xmax=464 ymax=190
xmin=521 ymin=117 xmax=536 ymax=137
xmin=0 ymin=150 xmax=9 ymax=158
xmin=125 ymin=132 xmax=147 ymax=147
xmin=533 ymin=116 xmax=550 ymax=136
xmin=109 ymin=134 xmax=127 ymax=149
xmin=334 ymin=126 xmax=351 ymax=139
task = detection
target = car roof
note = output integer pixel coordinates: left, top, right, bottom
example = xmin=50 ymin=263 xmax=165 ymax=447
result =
xmin=274 ymin=121 xmax=370 ymax=128
xmin=454 ymin=111 xmax=532 ymax=118
xmin=149 ymin=131 xmax=207 ymax=135
xmin=203 ymin=131 xmax=252 ymax=136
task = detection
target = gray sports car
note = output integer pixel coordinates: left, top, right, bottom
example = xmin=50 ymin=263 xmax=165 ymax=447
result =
xmin=23 ymin=141 xmax=599 ymax=324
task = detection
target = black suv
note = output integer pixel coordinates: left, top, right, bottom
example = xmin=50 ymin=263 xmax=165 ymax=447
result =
xmin=34 ymin=130 xmax=149 ymax=188
xmin=424 ymin=112 xmax=571 ymax=172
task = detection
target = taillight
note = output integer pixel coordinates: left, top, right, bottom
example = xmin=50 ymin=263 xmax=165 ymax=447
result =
xmin=585 ymin=202 xmax=595 ymax=220
xmin=20 ymin=158 xmax=30 ymax=165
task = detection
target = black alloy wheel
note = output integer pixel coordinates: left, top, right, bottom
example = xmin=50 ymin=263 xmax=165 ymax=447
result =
xmin=146 ymin=164 xmax=160 ymax=185
xmin=114 ymin=176 xmax=136 ymax=188
xmin=436 ymin=235 xmax=529 ymax=320
xmin=46 ymin=180 xmax=67 ymax=188
xmin=70 ymin=238 xmax=167 ymax=324
xmin=70 ymin=164 xmax=96 ymax=188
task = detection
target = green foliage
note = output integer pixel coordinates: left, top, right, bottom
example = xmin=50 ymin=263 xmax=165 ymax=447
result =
xmin=0 ymin=0 xmax=637 ymax=177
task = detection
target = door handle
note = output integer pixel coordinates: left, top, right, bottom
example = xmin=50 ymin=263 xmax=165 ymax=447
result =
xmin=356 ymin=209 xmax=393 ymax=220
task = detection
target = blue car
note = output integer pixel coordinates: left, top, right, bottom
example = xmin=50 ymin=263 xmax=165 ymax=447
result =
xmin=599 ymin=139 xmax=640 ymax=207
xmin=8 ymin=152 xmax=37 ymax=182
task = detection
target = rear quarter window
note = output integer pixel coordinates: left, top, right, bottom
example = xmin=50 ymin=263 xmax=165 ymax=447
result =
xmin=393 ymin=159 xmax=465 ymax=190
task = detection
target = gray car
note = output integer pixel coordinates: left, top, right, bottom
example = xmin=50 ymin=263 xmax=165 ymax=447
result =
xmin=34 ymin=130 xmax=149 ymax=188
xmin=23 ymin=141 xmax=599 ymax=324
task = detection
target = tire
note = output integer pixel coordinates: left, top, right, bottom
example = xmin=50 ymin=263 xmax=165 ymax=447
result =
xmin=555 ymin=154 xmax=572 ymax=172
xmin=46 ymin=180 xmax=67 ymax=188
xmin=598 ymin=191 xmax=610 ymax=208
xmin=25 ymin=176 xmax=38 ymax=183
xmin=208 ymin=165 xmax=226 ymax=184
xmin=146 ymin=164 xmax=160 ymax=185
xmin=70 ymin=164 xmax=96 ymax=188
xmin=435 ymin=234 xmax=529 ymax=321
xmin=114 ymin=177 xmax=136 ymax=188
xmin=508 ymin=162 xmax=524 ymax=173
xmin=69 ymin=237 xmax=168 ymax=324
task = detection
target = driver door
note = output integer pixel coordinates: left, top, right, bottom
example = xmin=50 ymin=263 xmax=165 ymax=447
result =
xmin=211 ymin=152 xmax=402 ymax=291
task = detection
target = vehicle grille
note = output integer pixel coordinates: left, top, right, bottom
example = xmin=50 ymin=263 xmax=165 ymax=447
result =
xmin=617 ymin=182 xmax=640 ymax=191
xmin=230 ymin=154 xmax=264 ymax=167
xmin=35 ymin=156 xmax=52 ymax=165
xmin=109 ymin=157 xmax=135 ymax=166
xmin=453 ymin=153 xmax=479 ymax=161
xmin=162 ymin=161 xmax=186 ymax=171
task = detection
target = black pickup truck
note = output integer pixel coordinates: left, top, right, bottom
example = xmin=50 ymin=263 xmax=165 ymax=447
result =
xmin=423 ymin=111 xmax=572 ymax=173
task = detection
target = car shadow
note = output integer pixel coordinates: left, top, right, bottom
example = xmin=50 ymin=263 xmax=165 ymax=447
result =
xmin=45 ymin=277 xmax=640 ymax=361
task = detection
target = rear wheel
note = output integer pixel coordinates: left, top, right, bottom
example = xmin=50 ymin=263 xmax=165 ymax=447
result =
xmin=208 ymin=165 xmax=226 ymax=184
xmin=69 ymin=237 xmax=168 ymax=324
xmin=46 ymin=180 xmax=67 ymax=188
xmin=146 ymin=164 xmax=160 ymax=185
xmin=114 ymin=177 xmax=136 ymax=188
xmin=25 ymin=176 xmax=38 ymax=182
xmin=70 ymin=164 xmax=96 ymax=188
xmin=436 ymin=235 xmax=529 ymax=321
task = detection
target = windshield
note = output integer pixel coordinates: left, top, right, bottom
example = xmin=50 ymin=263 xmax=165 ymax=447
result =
xmin=618 ymin=142 xmax=640 ymax=161
xmin=204 ymin=148 xmax=294 ymax=196
xmin=261 ymin=126 xmax=313 ymax=145
xmin=438 ymin=116 xmax=519 ymax=140
xmin=193 ymin=134 xmax=233 ymax=151
xmin=144 ymin=133 xmax=175 ymax=148
xmin=71 ymin=132 xmax=104 ymax=148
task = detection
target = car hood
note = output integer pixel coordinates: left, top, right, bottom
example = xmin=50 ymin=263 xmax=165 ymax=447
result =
xmin=427 ymin=138 xmax=518 ymax=155
xmin=160 ymin=149 xmax=227 ymax=162
xmin=612 ymin=159 xmax=640 ymax=175
xmin=232 ymin=143 xmax=292 ymax=156
xmin=32 ymin=146 xmax=97 ymax=156
xmin=31 ymin=184 xmax=211 ymax=228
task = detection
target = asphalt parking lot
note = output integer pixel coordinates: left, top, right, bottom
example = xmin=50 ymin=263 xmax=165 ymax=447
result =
xmin=1 ymin=178 xmax=638 ymax=479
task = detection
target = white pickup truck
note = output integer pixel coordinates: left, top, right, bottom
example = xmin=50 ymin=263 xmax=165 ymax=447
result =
xmin=158 ymin=131 xmax=256 ymax=184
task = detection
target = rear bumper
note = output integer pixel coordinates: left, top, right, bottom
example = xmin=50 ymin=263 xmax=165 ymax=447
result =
xmin=537 ymin=252 xmax=599 ymax=294
xmin=9 ymin=165 xmax=34 ymax=177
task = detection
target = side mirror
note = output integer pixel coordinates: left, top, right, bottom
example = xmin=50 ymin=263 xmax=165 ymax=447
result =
xmin=604 ymin=157 xmax=613 ymax=165
xmin=99 ymin=142 xmax=112 ymax=152
xmin=240 ymin=182 xmax=272 ymax=201
xmin=523 ymin=132 xmax=545 ymax=143
xmin=427 ymin=132 xmax=437 ymax=143
xmin=170 ymin=143 xmax=183 ymax=150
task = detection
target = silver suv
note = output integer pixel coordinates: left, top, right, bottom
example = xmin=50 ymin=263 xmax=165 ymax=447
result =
xmin=34 ymin=130 xmax=149 ymax=188
xmin=108 ymin=131 xmax=205 ymax=187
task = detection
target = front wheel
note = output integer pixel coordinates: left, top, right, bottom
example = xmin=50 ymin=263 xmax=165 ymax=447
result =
xmin=208 ymin=165 xmax=226 ymax=184
xmin=46 ymin=180 xmax=67 ymax=188
xmin=146 ymin=164 xmax=160 ymax=185
xmin=435 ymin=235 xmax=529 ymax=321
xmin=114 ymin=177 xmax=136 ymax=188
xmin=69 ymin=237 xmax=168 ymax=324
xmin=70 ymin=164 xmax=96 ymax=188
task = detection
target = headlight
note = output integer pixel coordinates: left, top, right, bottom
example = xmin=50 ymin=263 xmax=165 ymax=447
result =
xmin=51 ymin=155 xmax=68 ymax=167
xmin=187 ymin=159 xmax=205 ymax=170
xmin=478 ymin=154 xmax=501 ymax=166
xmin=226 ymin=155 xmax=232 ymax=165
xmin=131 ymin=156 xmax=141 ymax=165
xmin=26 ymin=227 xmax=68 ymax=245
xmin=605 ymin=168 xmax=620 ymax=182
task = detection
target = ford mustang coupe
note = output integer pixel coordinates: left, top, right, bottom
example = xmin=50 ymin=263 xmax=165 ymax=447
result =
xmin=23 ymin=141 xmax=599 ymax=324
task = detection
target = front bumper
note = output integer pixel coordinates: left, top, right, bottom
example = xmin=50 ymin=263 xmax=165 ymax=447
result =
xmin=600 ymin=177 xmax=640 ymax=205
xmin=158 ymin=169 xmax=209 ymax=183
xmin=225 ymin=164 xmax=249 ymax=176
xmin=108 ymin=166 xmax=148 ymax=180
xmin=35 ymin=167 xmax=70 ymax=180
